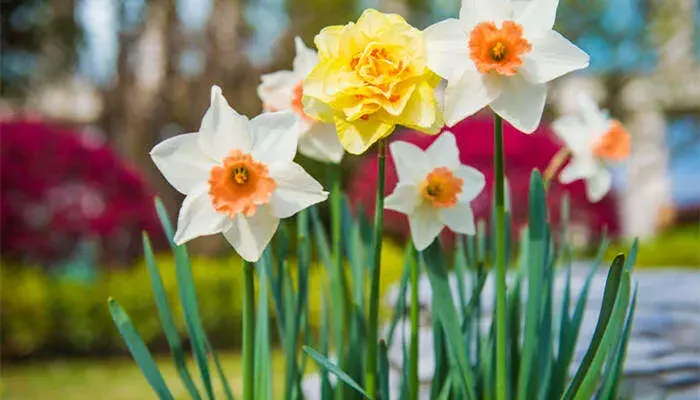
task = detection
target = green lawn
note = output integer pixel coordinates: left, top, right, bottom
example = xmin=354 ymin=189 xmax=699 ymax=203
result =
xmin=1 ymin=351 xmax=287 ymax=399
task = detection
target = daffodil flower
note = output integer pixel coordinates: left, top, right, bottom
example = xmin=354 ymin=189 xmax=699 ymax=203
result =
xmin=552 ymin=94 xmax=631 ymax=202
xmin=424 ymin=0 xmax=590 ymax=133
xmin=150 ymin=86 xmax=328 ymax=262
xmin=258 ymin=37 xmax=344 ymax=164
xmin=385 ymin=132 xmax=485 ymax=250
xmin=303 ymin=9 xmax=443 ymax=155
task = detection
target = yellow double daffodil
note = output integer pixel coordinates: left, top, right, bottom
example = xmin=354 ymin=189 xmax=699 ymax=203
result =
xmin=302 ymin=9 xmax=443 ymax=155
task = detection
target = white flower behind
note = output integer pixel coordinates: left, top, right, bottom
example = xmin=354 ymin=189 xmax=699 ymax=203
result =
xmin=552 ymin=93 xmax=631 ymax=202
xmin=385 ymin=132 xmax=486 ymax=250
xmin=150 ymin=85 xmax=328 ymax=262
xmin=424 ymin=0 xmax=590 ymax=133
xmin=257 ymin=37 xmax=344 ymax=164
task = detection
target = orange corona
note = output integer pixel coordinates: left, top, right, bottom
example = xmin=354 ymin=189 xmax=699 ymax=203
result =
xmin=469 ymin=21 xmax=532 ymax=76
xmin=208 ymin=150 xmax=277 ymax=217
xmin=594 ymin=120 xmax=631 ymax=161
xmin=421 ymin=167 xmax=464 ymax=208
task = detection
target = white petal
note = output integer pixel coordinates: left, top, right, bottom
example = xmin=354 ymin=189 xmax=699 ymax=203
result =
xmin=515 ymin=0 xmax=559 ymax=36
xmin=268 ymin=162 xmax=328 ymax=218
xmin=293 ymin=36 xmax=318 ymax=75
xmin=424 ymin=19 xmax=470 ymax=82
xmin=250 ymin=111 xmax=298 ymax=164
xmin=577 ymin=93 xmax=609 ymax=135
xmin=551 ymin=115 xmax=593 ymax=155
xmin=150 ymin=133 xmax=214 ymax=195
xmin=444 ymin=70 xmax=502 ymax=127
xmin=199 ymin=85 xmax=252 ymax=160
xmin=585 ymin=167 xmax=612 ymax=203
xmin=439 ymin=202 xmax=476 ymax=235
xmin=559 ymin=156 xmax=596 ymax=184
xmin=521 ymin=31 xmax=590 ymax=84
xmin=223 ymin=208 xmax=279 ymax=262
xmin=385 ymin=184 xmax=422 ymax=214
xmin=298 ymin=123 xmax=344 ymax=164
xmin=258 ymin=70 xmax=296 ymax=112
xmin=489 ymin=75 xmax=546 ymax=134
xmin=389 ymin=141 xmax=431 ymax=185
xmin=460 ymin=0 xmax=509 ymax=27
xmin=426 ymin=131 xmax=460 ymax=170
xmin=454 ymin=165 xmax=486 ymax=201
xmin=409 ymin=204 xmax=444 ymax=251
xmin=173 ymin=184 xmax=230 ymax=245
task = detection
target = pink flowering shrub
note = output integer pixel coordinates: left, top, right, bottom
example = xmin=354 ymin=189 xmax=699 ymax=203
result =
xmin=348 ymin=116 xmax=620 ymax=244
xmin=1 ymin=121 xmax=164 ymax=267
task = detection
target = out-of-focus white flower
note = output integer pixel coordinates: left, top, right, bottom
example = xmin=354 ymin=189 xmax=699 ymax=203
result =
xmin=151 ymin=85 xmax=328 ymax=261
xmin=385 ymin=132 xmax=485 ymax=250
xmin=258 ymin=37 xmax=344 ymax=163
xmin=553 ymin=93 xmax=631 ymax=202
xmin=424 ymin=0 xmax=589 ymax=133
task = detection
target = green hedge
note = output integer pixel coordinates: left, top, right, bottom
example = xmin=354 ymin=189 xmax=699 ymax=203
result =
xmin=604 ymin=225 xmax=700 ymax=268
xmin=0 ymin=241 xmax=406 ymax=359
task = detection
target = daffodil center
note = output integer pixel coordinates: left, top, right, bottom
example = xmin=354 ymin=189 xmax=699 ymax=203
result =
xmin=490 ymin=41 xmax=507 ymax=62
xmin=593 ymin=120 xmax=631 ymax=161
xmin=421 ymin=167 xmax=463 ymax=209
xmin=232 ymin=167 xmax=249 ymax=185
xmin=209 ymin=151 xmax=277 ymax=218
xmin=469 ymin=21 xmax=532 ymax=76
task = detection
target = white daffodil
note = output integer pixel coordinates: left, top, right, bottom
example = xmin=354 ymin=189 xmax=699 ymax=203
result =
xmin=151 ymin=85 xmax=328 ymax=262
xmin=424 ymin=0 xmax=590 ymax=133
xmin=552 ymin=93 xmax=630 ymax=202
xmin=257 ymin=37 xmax=344 ymax=164
xmin=385 ymin=132 xmax=486 ymax=250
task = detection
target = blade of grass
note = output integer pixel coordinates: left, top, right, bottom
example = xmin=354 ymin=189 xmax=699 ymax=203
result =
xmin=598 ymin=285 xmax=638 ymax=399
xmin=422 ymin=241 xmax=477 ymax=400
xmin=561 ymin=255 xmax=626 ymax=400
xmin=142 ymin=233 xmax=201 ymax=400
xmin=154 ymin=198 xmax=214 ymax=400
xmin=516 ymin=171 xmax=547 ymax=400
xmin=378 ymin=341 xmax=390 ymax=400
xmin=108 ymin=298 xmax=174 ymax=400
xmin=304 ymin=346 xmax=372 ymax=399
xmin=572 ymin=270 xmax=631 ymax=400
xmin=254 ymin=254 xmax=272 ymax=400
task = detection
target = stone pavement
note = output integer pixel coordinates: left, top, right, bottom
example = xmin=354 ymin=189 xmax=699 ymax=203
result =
xmin=382 ymin=265 xmax=700 ymax=399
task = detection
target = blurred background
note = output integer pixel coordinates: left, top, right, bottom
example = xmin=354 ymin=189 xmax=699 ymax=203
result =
xmin=1 ymin=0 xmax=698 ymax=398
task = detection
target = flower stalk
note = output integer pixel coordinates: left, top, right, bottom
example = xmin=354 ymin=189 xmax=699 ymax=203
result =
xmin=493 ymin=114 xmax=507 ymax=400
xmin=242 ymin=260 xmax=255 ymax=400
xmin=543 ymin=147 xmax=571 ymax=188
xmin=366 ymin=138 xmax=387 ymax=397
xmin=409 ymin=247 xmax=419 ymax=400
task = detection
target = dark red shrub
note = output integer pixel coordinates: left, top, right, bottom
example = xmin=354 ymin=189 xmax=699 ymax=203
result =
xmin=347 ymin=116 xmax=620 ymax=245
xmin=1 ymin=120 xmax=164 ymax=267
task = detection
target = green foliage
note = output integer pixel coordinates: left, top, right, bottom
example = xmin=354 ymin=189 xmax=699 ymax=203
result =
xmin=105 ymin=171 xmax=638 ymax=399
xmin=605 ymin=225 xmax=700 ymax=267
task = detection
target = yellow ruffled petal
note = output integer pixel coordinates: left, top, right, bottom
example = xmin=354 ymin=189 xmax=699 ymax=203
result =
xmin=335 ymin=113 xmax=395 ymax=154
xmin=397 ymin=79 xmax=443 ymax=134
xmin=302 ymin=96 xmax=335 ymax=123
xmin=314 ymin=25 xmax=344 ymax=59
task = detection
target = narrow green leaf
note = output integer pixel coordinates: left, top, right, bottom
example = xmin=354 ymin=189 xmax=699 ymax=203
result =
xmin=378 ymin=341 xmax=390 ymax=400
xmin=319 ymin=289 xmax=333 ymax=399
xmin=205 ymin=337 xmax=235 ymax=400
xmin=108 ymin=298 xmax=174 ymax=400
xmin=598 ymin=286 xmax=638 ymax=399
xmin=154 ymin=198 xmax=214 ymax=400
xmin=436 ymin=374 xmax=453 ymax=400
xmin=624 ymin=238 xmax=639 ymax=271
xmin=386 ymin=245 xmax=411 ymax=347
xmin=142 ymin=233 xmax=202 ymax=399
xmin=254 ymin=254 xmax=272 ymax=400
xmin=303 ymin=346 xmax=372 ymax=399
xmin=561 ymin=255 xmax=626 ymax=400
xmin=422 ymin=241 xmax=477 ymax=400
xmin=517 ymin=171 xmax=547 ymax=400
xmin=551 ymin=231 xmax=610 ymax=398
xmin=430 ymin=314 xmax=449 ymax=400
xmin=572 ymin=270 xmax=631 ymax=400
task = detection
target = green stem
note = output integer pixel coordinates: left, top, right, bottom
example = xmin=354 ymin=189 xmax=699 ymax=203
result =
xmin=365 ymin=138 xmax=387 ymax=398
xmin=243 ymin=261 xmax=255 ymax=400
xmin=493 ymin=114 xmax=507 ymax=400
xmin=409 ymin=248 xmax=419 ymax=400
xmin=329 ymin=165 xmax=349 ymax=400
